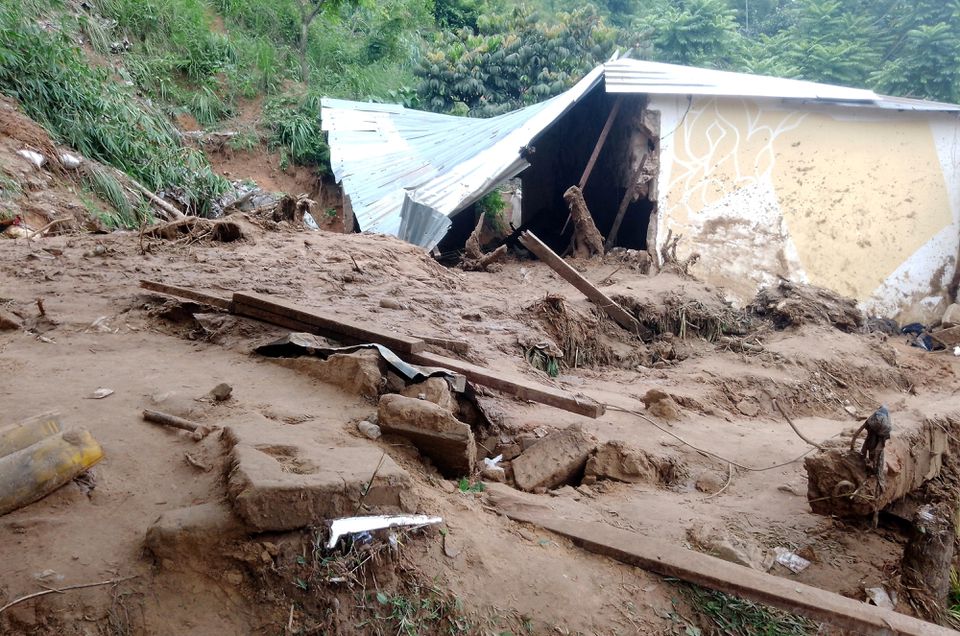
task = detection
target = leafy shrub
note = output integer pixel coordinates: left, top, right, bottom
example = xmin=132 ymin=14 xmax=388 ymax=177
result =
xmin=0 ymin=4 xmax=227 ymax=218
xmin=262 ymin=92 xmax=329 ymax=170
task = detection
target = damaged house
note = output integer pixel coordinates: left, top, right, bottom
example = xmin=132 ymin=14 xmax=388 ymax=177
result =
xmin=321 ymin=58 xmax=960 ymax=320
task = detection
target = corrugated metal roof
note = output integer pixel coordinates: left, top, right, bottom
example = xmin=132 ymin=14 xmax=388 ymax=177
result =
xmin=322 ymin=59 xmax=960 ymax=249
xmin=604 ymin=59 xmax=960 ymax=112
xmin=322 ymin=65 xmax=604 ymax=248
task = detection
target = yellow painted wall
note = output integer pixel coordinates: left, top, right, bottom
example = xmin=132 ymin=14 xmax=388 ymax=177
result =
xmin=660 ymin=97 xmax=954 ymax=304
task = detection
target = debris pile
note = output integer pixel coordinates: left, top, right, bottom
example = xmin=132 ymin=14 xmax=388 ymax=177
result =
xmin=752 ymin=280 xmax=864 ymax=332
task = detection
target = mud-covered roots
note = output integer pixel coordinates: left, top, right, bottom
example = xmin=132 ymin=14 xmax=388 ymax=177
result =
xmin=530 ymin=294 xmax=619 ymax=368
xmin=142 ymin=216 xmax=251 ymax=244
xmin=615 ymin=292 xmax=744 ymax=343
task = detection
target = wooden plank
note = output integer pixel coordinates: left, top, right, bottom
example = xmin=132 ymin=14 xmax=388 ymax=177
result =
xmin=405 ymin=350 xmax=604 ymax=418
xmin=490 ymin=489 xmax=953 ymax=636
xmin=518 ymin=231 xmax=647 ymax=337
xmin=578 ymin=96 xmax=623 ymax=190
xmin=140 ymin=280 xmax=233 ymax=311
xmin=417 ymin=335 xmax=471 ymax=356
xmin=233 ymin=292 xmax=425 ymax=354
xmin=604 ymin=153 xmax=648 ymax=250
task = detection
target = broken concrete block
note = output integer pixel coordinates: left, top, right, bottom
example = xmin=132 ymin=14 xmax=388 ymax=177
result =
xmin=145 ymin=502 xmax=247 ymax=568
xmin=585 ymin=441 xmax=682 ymax=485
xmin=377 ymin=394 xmax=475 ymax=477
xmin=399 ymin=377 xmax=457 ymax=414
xmin=512 ymin=426 xmax=596 ymax=491
xmin=941 ymin=303 xmax=960 ymax=328
xmin=225 ymin=421 xmax=414 ymax=532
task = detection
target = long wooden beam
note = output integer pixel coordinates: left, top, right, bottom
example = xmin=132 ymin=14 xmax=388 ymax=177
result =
xmin=233 ymin=292 xmax=425 ymax=354
xmin=405 ymin=350 xmax=604 ymax=418
xmin=578 ymin=96 xmax=623 ymax=190
xmin=137 ymin=281 xmax=602 ymax=417
xmin=139 ymin=280 xmax=232 ymax=311
xmin=518 ymin=231 xmax=647 ymax=338
xmin=490 ymin=489 xmax=953 ymax=636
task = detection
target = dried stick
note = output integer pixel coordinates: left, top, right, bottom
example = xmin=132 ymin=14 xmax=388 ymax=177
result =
xmin=0 ymin=576 xmax=137 ymax=614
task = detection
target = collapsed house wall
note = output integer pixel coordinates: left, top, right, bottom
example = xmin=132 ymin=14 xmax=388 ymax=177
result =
xmin=648 ymin=94 xmax=960 ymax=320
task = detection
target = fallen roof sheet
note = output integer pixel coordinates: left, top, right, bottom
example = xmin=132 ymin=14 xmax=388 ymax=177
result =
xmin=322 ymin=59 xmax=960 ymax=249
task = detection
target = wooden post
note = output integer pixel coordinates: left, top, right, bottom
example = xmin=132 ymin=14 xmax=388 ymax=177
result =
xmin=578 ymin=96 xmax=623 ymax=190
xmin=518 ymin=231 xmax=647 ymax=338
xmin=604 ymin=153 xmax=648 ymax=250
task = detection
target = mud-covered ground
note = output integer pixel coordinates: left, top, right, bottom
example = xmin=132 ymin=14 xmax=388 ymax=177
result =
xmin=1 ymin=220 xmax=959 ymax=635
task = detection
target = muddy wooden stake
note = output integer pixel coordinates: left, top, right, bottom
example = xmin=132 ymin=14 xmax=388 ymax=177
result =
xmin=142 ymin=410 xmax=212 ymax=439
xmin=518 ymin=231 xmax=647 ymax=337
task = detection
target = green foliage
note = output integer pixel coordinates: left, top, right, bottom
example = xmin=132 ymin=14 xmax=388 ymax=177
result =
xmin=84 ymin=165 xmax=137 ymax=227
xmin=681 ymin=583 xmax=818 ymax=635
xmin=457 ymin=478 xmax=485 ymax=492
xmin=262 ymin=91 xmax=329 ymax=169
xmin=640 ymin=0 xmax=742 ymax=67
xmin=434 ymin=0 xmax=482 ymax=30
xmin=0 ymin=4 xmax=227 ymax=219
xmin=364 ymin=583 xmax=472 ymax=635
xmin=416 ymin=5 xmax=618 ymax=116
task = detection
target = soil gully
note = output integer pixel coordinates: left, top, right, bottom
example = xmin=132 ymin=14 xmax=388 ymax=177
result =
xmin=1 ymin=229 xmax=959 ymax=634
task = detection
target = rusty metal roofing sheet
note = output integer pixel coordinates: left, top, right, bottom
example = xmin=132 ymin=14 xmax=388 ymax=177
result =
xmin=322 ymin=59 xmax=960 ymax=249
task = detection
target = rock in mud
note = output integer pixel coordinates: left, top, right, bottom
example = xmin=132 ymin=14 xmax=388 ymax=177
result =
xmin=687 ymin=521 xmax=769 ymax=571
xmin=225 ymin=420 xmax=414 ymax=532
xmin=399 ymin=377 xmax=457 ymax=414
xmin=641 ymin=389 xmax=681 ymax=421
xmin=512 ymin=426 xmax=596 ymax=491
xmin=210 ymin=382 xmax=233 ymax=401
xmin=694 ymin=470 xmax=724 ymax=493
xmin=0 ymin=309 xmax=22 ymax=331
xmin=377 ymin=394 xmax=475 ymax=477
xmin=357 ymin=420 xmax=381 ymax=440
xmin=583 ymin=441 xmax=682 ymax=485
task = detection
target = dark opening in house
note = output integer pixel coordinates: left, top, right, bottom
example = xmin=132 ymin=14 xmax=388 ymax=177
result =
xmin=518 ymin=88 xmax=660 ymax=255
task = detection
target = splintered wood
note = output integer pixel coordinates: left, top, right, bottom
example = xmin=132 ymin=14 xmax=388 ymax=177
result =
xmin=562 ymin=186 xmax=604 ymax=258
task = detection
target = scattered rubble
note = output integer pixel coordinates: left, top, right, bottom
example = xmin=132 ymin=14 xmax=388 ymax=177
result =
xmin=752 ymin=280 xmax=864 ymax=332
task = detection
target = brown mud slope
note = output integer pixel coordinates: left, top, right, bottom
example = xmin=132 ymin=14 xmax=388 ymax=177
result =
xmin=1 ymin=222 xmax=959 ymax=634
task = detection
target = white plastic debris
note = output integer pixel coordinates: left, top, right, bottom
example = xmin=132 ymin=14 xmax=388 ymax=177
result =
xmin=482 ymin=454 xmax=503 ymax=469
xmin=954 ymin=346 xmax=960 ymax=357
xmin=59 ymin=153 xmax=82 ymax=169
xmin=864 ymin=586 xmax=895 ymax=610
xmin=357 ymin=420 xmax=381 ymax=440
xmin=326 ymin=514 xmax=443 ymax=549
xmin=773 ymin=547 xmax=810 ymax=573
xmin=17 ymin=149 xmax=46 ymax=168
xmin=302 ymin=211 xmax=319 ymax=230
xmin=86 ymin=387 xmax=114 ymax=399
